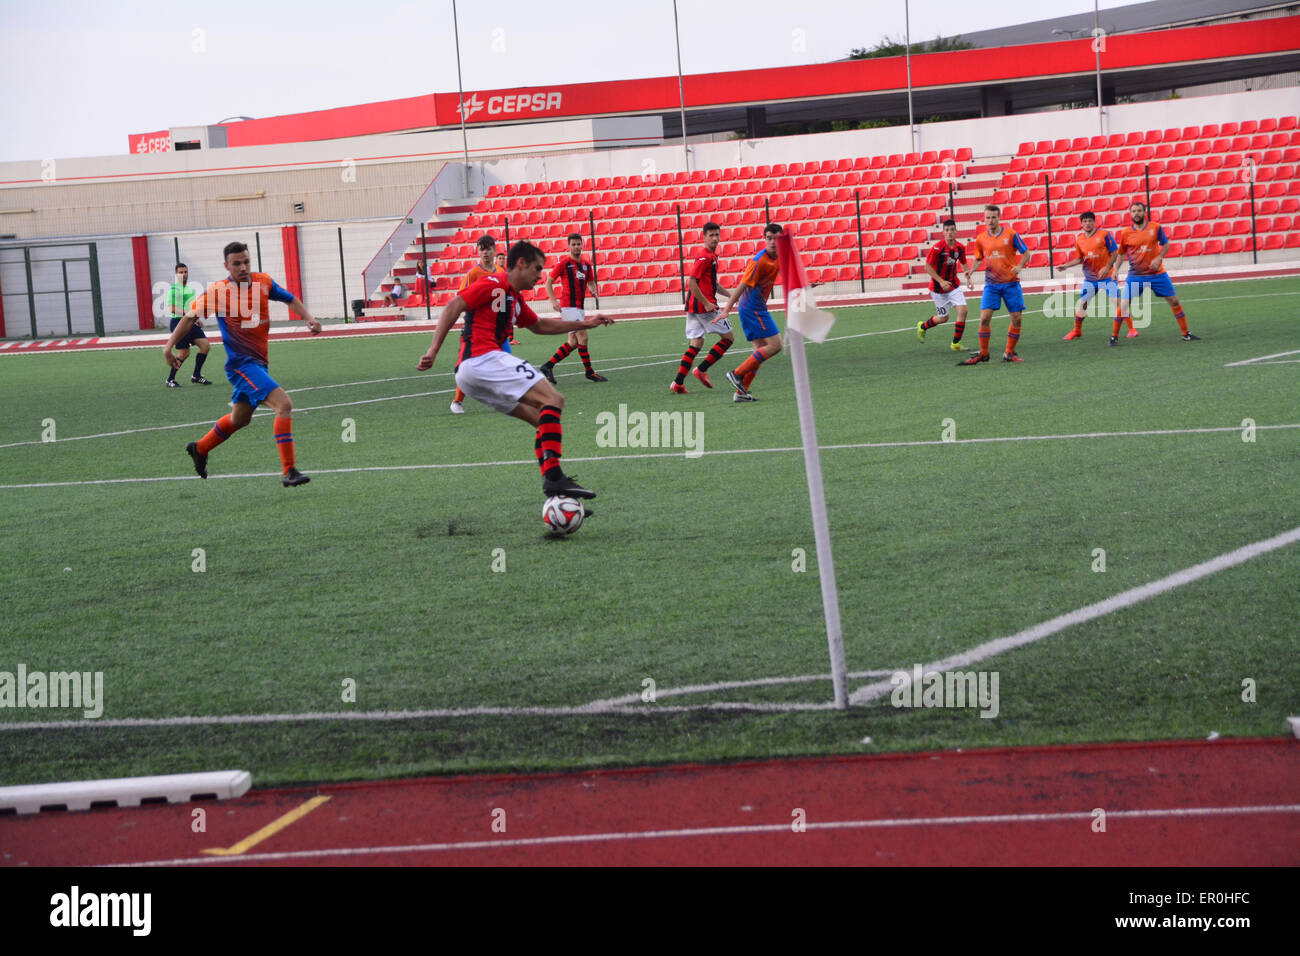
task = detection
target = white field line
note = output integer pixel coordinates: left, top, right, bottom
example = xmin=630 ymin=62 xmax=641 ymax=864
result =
xmin=848 ymin=525 xmax=1300 ymax=706
xmin=0 ymin=357 xmax=683 ymax=450
xmin=579 ymin=669 xmax=894 ymax=711
xmin=0 ymin=670 xmax=890 ymax=732
xmin=116 ymin=804 xmax=1300 ymax=866
xmin=3 ymin=283 xmax=1293 ymax=359
xmin=3 ymin=423 xmax=1297 ymax=490
xmin=1224 ymin=348 xmax=1300 ymax=367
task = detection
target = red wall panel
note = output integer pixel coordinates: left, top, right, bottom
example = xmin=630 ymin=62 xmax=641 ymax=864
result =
xmin=131 ymin=235 xmax=153 ymax=331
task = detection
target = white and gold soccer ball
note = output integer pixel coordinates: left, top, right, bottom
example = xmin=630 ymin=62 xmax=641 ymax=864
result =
xmin=542 ymin=495 xmax=584 ymax=535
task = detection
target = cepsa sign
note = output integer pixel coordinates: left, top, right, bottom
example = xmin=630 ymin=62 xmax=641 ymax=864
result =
xmin=448 ymin=91 xmax=563 ymax=122
xmin=129 ymin=130 xmax=172 ymax=154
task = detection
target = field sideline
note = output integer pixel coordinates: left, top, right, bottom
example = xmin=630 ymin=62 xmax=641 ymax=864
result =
xmin=1 ymin=277 xmax=1297 ymax=787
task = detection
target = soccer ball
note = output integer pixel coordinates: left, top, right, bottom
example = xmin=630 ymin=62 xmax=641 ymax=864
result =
xmin=542 ymin=495 xmax=585 ymax=534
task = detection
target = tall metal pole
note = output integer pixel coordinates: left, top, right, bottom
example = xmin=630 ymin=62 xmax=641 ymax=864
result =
xmin=588 ymin=210 xmax=601 ymax=309
xmin=1248 ymin=157 xmax=1259 ymax=265
xmin=452 ymin=0 xmax=470 ymax=196
xmin=338 ymin=226 xmax=348 ymax=323
xmin=1094 ymin=0 xmax=1104 ymax=137
xmin=672 ymin=0 xmax=689 ymax=171
xmin=675 ymin=204 xmax=687 ymax=306
xmin=1044 ymin=174 xmax=1055 ymax=279
xmin=421 ymin=222 xmax=432 ymax=323
xmin=905 ymin=0 xmax=915 ymax=154
xmin=854 ymin=189 xmax=865 ymax=292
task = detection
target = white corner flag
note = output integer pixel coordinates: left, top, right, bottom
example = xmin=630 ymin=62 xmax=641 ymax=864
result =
xmin=778 ymin=230 xmax=836 ymax=343
xmin=776 ymin=228 xmax=847 ymax=708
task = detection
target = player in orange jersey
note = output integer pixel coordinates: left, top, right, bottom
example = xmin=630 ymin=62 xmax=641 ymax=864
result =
xmin=960 ymin=205 xmax=1030 ymax=365
xmin=1057 ymin=211 xmax=1134 ymax=341
xmin=1110 ymin=200 xmax=1198 ymax=345
xmin=718 ymin=223 xmax=783 ymax=402
xmin=165 ymin=241 xmax=321 ymax=486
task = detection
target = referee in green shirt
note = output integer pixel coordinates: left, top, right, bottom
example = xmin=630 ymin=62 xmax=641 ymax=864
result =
xmin=165 ymin=263 xmax=212 ymax=387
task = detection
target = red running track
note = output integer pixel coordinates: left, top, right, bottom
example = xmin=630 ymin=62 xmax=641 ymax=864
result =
xmin=3 ymin=738 xmax=1297 ymax=866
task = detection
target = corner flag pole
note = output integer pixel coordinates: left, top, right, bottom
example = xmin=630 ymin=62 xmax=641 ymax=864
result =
xmin=777 ymin=229 xmax=848 ymax=709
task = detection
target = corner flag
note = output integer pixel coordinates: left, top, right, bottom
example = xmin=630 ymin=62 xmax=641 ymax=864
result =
xmin=776 ymin=229 xmax=835 ymax=343
xmin=775 ymin=227 xmax=847 ymax=708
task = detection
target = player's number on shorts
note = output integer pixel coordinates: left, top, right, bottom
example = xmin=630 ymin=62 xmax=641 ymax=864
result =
xmin=516 ymin=363 xmax=535 ymax=380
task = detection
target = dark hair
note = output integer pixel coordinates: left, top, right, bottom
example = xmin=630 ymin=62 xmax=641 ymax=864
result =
xmin=1130 ymin=199 xmax=1147 ymax=209
xmin=175 ymin=262 xmax=187 ymax=270
xmin=702 ymin=222 xmax=721 ymax=235
xmin=476 ymin=235 xmax=496 ymax=251
xmin=1079 ymin=210 xmax=1096 ymax=221
xmin=984 ymin=204 xmax=1000 ymax=214
xmin=506 ymin=240 xmax=544 ymax=270
xmin=941 ymin=219 xmax=956 ymax=229
xmin=222 ymin=241 xmax=248 ymax=261
xmin=764 ymin=222 xmax=783 ymax=237
xmin=567 ymin=232 xmax=583 ymax=243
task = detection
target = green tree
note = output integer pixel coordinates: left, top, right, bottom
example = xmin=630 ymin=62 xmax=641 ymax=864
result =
xmin=850 ymin=35 xmax=974 ymax=58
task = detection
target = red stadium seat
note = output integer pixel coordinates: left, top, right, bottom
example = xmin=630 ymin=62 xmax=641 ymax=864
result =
xmin=1142 ymin=129 xmax=1162 ymax=144
xmin=890 ymin=263 xmax=909 ymax=278
xmin=1182 ymin=241 xmax=1203 ymax=256
xmin=1262 ymin=234 xmax=1284 ymax=250
xmin=1202 ymin=239 xmax=1224 ymax=255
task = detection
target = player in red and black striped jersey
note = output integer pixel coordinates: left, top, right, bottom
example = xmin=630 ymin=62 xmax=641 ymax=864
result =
xmin=671 ymin=222 xmax=734 ymax=392
xmin=417 ymin=241 xmax=614 ymax=500
xmin=916 ymin=219 xmax=972 ymax=352
xmin=539 ymin=233 xmax=606 ymax=382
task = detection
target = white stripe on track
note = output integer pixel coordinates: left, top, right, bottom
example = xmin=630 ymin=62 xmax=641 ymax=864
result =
xmin=115 ymin=803 xmax=1300 ymax=866
xmin=3 ymin=423 xmax=1296 ymax=489
xmin=848 ymin=525 xmax=1300 ymax=705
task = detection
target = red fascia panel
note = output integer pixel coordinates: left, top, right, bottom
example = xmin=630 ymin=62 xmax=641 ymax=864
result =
xmin=130 ymin=235 xmax=153 ymax=331
xmin=129 ymin=17 xmax=1300 ymax=147
xmin=223 ymin=93 xmax=440 ymax=149
xmin=280 ymin=225 xmax=302 ymax=308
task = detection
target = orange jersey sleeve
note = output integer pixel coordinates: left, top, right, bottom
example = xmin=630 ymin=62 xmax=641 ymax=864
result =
xmin=458 ymin=265 xmax=491 ymax=293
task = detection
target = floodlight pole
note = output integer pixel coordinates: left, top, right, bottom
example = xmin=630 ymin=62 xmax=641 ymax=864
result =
xmin=673 ymin=0 xmax=689 ymax=172
xmin=452 ymin=0 xmax=470 ymax=196
xmin=1095 ymin=0 xmax=1104 ymax=137
xmin=905 ymin=0 xmax=915 ymax=154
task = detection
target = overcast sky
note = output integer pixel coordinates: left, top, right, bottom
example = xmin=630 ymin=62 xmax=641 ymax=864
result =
xmin=0 ymin=0 xmax=1133 ymax=163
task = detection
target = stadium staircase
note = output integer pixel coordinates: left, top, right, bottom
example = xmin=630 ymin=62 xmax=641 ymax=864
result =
xmin=901 ymin=153 xmax=1012 ymax=290
xmin=362 ymin=195 xmax=479 ymax=317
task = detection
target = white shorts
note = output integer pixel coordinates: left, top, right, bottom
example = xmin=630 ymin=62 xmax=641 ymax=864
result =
xmin=560 ymin=307 xmax=585 ymax=323
xmin=929 ymin=287 xmax=967 ymax=316
xmin=455 ymin=350 xmax=541 ymax=414
xmin=685 ymin=310 xmax=732 ymax=340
